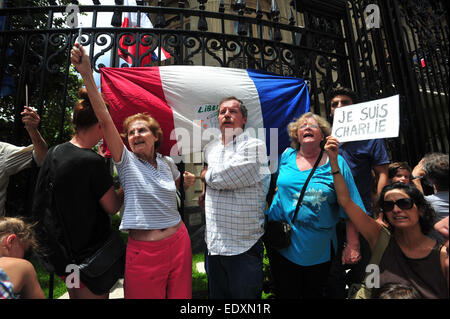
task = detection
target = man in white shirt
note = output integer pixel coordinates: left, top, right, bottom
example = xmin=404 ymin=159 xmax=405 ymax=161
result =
xmin=0 ymin=106 xmax=47 ymax=216
xmin=200 ymin=96 xmax=270 ymax=299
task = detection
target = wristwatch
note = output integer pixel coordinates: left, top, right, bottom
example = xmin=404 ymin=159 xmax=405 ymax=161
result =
xmin=411 ymin=175 xmax=423 ymax=180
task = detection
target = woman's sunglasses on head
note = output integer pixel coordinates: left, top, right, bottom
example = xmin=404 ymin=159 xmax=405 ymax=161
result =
xmin=381 ymin=198 xmax=414 ymax=212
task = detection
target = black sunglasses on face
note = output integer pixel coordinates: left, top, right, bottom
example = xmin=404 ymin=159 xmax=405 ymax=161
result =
xmin=381 ymin=198 xmax=414 ymax=212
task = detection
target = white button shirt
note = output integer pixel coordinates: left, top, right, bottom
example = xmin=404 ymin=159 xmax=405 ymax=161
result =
xmin=203 ymin=131 xmax=271 ymax=256
xmin=0 ymin=142 xmax=36 ymax=216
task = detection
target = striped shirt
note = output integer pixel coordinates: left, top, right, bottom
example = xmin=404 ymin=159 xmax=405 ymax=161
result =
xmin=0 ymin=142 xmax=41 ymax=216
xmin=114 ymin=147 xmax=181 ymax=231
xmin=204 ymin=131 xmax=271 ymax=256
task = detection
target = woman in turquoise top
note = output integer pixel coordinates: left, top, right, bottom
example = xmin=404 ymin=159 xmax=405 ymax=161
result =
xmin=265 ymin=112 xmax=365 ymax=298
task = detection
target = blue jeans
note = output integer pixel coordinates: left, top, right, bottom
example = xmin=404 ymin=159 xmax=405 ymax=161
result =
xmin=205 ymin=239 xmax=264 ymax=299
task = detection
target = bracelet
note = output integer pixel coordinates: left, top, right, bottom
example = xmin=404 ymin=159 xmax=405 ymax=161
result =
xmin=331 ymin=169 xmax=341 ymax=175
xmin=344 ymin=242 xmax=360 ymax=249
xmin=411 ymin=175 xmax=423 ymax=180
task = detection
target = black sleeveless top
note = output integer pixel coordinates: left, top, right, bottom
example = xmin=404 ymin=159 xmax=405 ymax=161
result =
xmin=379 ymin=236 xmax=448 ymax=299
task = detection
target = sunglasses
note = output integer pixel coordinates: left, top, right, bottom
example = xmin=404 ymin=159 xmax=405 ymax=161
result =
xmin=381 ymin=198 xmax=414 ymax=212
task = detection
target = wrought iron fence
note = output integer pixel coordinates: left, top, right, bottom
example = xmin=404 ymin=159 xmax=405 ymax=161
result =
xmin=0 ymin=0 xmax=448 ymax=164
xmin=1 ymin=0 xmax=448 ymax=299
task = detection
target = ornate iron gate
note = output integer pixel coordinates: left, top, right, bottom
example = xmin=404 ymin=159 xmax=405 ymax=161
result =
xmin=1 ymin=1 xmax=448 ymax=208
xmin=2 ymin=1 xmax=447 ymax=162
xmin=343 ymin=0 xmax=448 ymax=163
xmin=1 ymin=0 xmax=447 ymax=300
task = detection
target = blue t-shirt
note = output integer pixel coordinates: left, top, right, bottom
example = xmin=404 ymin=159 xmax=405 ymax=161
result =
xmin=266 ymin=148 xmax=365 ymax=266
xmin=339 ymin=139 xmax=390 ymax=215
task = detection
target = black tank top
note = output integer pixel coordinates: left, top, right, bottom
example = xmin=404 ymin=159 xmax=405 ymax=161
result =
xmin=379 ymin=237 xmax=448 ymax=299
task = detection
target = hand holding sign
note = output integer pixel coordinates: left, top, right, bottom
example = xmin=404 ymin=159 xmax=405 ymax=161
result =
xmin=331 ymin=95 xmax=400 ymax=142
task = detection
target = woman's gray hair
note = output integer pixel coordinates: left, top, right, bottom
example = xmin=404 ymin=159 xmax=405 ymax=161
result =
xmin=287 ymin=112 xmax=331 ymax=150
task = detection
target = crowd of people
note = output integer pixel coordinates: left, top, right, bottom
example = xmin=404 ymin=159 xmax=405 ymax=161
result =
xmin=0 ymin=43 xmax=448 ymax=299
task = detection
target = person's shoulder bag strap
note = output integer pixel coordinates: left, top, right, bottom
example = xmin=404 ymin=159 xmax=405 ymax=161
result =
xmin=348 ymin=226 xmax=391 ymax=299
xmin=162 ymin=156 xmax=177 ymax=182
xmin=291 ymin=149 xmax=324 ymax=223
xmin=48 ymin=145 xmax=76 ymax=264
xmin=367 ymin=226 xmax=391 ymax=266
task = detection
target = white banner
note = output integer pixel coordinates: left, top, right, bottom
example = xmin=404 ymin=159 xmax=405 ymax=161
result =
xmin=331 ymin=95 xmax=399 ymax=142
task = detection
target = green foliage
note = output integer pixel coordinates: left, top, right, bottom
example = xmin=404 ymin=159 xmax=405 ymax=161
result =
xmin=1 ymin=0 xmax=87 ymax=216
xmin=191 ymin=249 xmax=275 ymax=299
xmin=31 ymin=211 xmax=124 ymax=299
xmin=0 ymin=0 xmax=84 ymax=146
xmin=12 ymin=0 xmax=74 ymax=8
xmin=192 ymin=253 xmax=208 ymax=299
xmin=0 ymin=71 xmax=82 ymax=146
xmin=262 ymin=244 xmax=275 ymax=299
xmin=31 ymin=226 xmax=275 ymax=299
xmin=33 ymin=259 xmax=67 ymax=299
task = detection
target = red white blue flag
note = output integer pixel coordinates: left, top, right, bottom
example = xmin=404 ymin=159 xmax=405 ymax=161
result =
xmin=100 ymin=66 xmax=309 ymax=168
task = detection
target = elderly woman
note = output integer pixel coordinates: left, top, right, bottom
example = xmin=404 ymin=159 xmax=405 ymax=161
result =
xmin=71 ymin=44 xmax=192 ymax=299
xmin=325 ymin=135 xmax=449 ymax=298
xmin=265 ymin=112 xmax=365 ymax=298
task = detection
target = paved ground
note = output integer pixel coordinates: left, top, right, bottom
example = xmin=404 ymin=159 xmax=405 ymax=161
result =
xmin=58 ymin=262 xmax=206 ymax=299
xmin=58 ymin=224 xmax=207 ymax=299
xmin=58 ymin=278 xmax=124 ymax=299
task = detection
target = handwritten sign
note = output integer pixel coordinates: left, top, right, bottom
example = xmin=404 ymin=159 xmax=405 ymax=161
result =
xmin=331 ymin=94 xmax=399 ymax=142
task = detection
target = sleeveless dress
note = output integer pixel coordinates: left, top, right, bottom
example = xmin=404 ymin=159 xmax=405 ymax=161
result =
xmin=379 ymin=237 xmax=448 ymax=299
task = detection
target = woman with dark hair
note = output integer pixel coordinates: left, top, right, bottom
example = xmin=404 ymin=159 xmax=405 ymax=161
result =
xmin=33 ymin=88 xmax=124 ymax=299
xmin=372 ymin=282 xmax=421 ymax=299
xmin=378 ymin=183 xmax=436 ymax=234
xmin=388 ymin=162 xmax=412 ymax=184
xmin=325 ymin=135 xmax=449 ymax=298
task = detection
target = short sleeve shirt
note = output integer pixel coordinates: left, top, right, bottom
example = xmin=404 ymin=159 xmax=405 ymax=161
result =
xmin=0 ymin=142 xmax=35 ymax=216
xmin=339 ymin=139 xmax=390 ymax=215
xmin=266 ymin=148 xmax=366 ymax=266
xmin=115 ymin=147 xmax=181 ymax=231
xmin=43 ymin=143 xmax=114 ymax=260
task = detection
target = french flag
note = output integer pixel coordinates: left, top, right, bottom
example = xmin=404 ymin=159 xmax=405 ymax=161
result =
xmin=118 ymin=0 xmax=171 ymax=65
xmin=100 ymin=66 xmax=309 ymax=169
